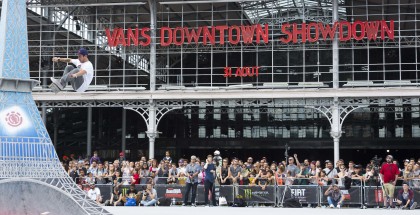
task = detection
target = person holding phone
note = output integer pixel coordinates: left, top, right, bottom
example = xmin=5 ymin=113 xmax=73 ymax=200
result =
xmin=204 ymin=155 xmax=217 ymax=207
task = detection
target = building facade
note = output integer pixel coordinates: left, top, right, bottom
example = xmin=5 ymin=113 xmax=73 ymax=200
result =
xmin=21 ymin=0 xmax=420 ymax=162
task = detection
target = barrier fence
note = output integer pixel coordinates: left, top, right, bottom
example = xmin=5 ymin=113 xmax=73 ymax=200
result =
xmin=77 ymin=177 xmax=419 ymax=208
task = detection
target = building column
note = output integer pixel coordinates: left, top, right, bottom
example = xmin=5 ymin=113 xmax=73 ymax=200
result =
xmin=146 ymin=102 xmax=157 ymax=160
xmin=122 ymin=108 xmax=126 ymax=153
xmin=332 ymin=0 xmax=339 ymax=89
xmin=330 ymin=98 xmax=342 ymax=165
xmin=87 ymin=107 xmax=92 ymax=157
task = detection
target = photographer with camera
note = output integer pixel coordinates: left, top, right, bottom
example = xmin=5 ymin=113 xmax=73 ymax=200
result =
xmin=140 ymin=183 xmax=157 ymax=206
xmin=182 ymin=155 xmax=201 ymax=206
xmin=324 ymin=184 xmax=343 ymax=208
xmin=380 ymin=155 xmax=400 ymax=209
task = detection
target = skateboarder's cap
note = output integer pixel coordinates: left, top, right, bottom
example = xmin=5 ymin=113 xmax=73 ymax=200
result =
xmin=77 ymin=48 xmax=88 ymax=56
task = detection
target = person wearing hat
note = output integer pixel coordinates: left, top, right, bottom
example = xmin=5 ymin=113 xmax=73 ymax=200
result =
xmin=183 ymin=155 xmax=201 ymax=206
xmin=87 ymin=182 xmax=102 ymax=204
xmin=380 ymin=155 xmax=400 ymax=209
xmin=50 ymin=48 xmax=94 ymax=93
xmin=396 ymin=182 xmax=417 ymax=210
xmin=324 ymin=183 xmax=343 ymax=208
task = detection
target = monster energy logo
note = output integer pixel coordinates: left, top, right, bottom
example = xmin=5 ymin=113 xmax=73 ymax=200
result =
xmin=244 ymin=189 xmax=252 ymax=199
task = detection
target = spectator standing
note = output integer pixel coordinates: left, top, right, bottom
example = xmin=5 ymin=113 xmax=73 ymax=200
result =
xmin=380 ymin=155 xmax=400 ymax=209
xmin=228 ymin=158 xmax=242 ymax=185
xmin=162 ymin=151 xmax=172 ymax=163
xmin=90 ymin=151 xmax=101 ymax=164
xmin=323 ymin=161 xmax=338 ymax=184
xmin=183 ymin=155 xmax=201 ymax=206
xmin=286 ymin=156 xmax=300 ymax=177
xmin=204 ymin=155 xmax=217 ymax=206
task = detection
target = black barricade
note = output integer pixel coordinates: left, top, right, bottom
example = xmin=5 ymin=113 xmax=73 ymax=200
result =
xmin=96 ymin=184 xmax=113 ymax=202
xmin=196 ymin=185 xmax=234 ymax=203
xmin=118 ymin=184 xmax=146 ymax=197
xmin=236 ymin=185 xmax=276 ymax=204
xmin=320 ymin=186 xmax=362 ymax=205
xmin=278 ymin=185 xmax=319 ymax=205
xmin=364 ymin=186 xmax=420 ymax=207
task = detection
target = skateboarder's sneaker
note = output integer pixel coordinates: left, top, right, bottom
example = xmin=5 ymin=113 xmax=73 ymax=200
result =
xmin=49 ymin=83 xmax=60 ymax=94
xmin=50 ymin=77 xmax=64 ymax=90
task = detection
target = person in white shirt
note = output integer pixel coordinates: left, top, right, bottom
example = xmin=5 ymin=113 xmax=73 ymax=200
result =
xmin=87 ymin=183 xmax=102 ymax=204
xmin=50 ymin=48 xmax=94 ymax=93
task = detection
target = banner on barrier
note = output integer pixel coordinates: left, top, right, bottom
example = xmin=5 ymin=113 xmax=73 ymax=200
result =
xmin=236 ymin=186 xmax=276 ymax=203
xmin=365 ymin=186 xmax=420 ymax=206
xmin=321 ymin=186 xmax=361 ymax=205
xmin=196 ymin=185 xmax=234 ymax=203
xmin=278 ymin=186 xmax=318 ymax=204
xmin=155 ymin=184 xmax=186 ymax=199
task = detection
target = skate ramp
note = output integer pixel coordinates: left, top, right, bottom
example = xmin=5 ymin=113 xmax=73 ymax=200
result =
xmin=0 ymin=179 xmax=89 ymax=215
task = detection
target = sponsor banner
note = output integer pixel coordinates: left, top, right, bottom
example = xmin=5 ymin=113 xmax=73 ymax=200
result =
xmin=196 ymin=185 xmax=234 ymax=203
xmin=278 ymin=185 xmax=319 ymax=204
xmin=321 ymin=186 xmax=362 ymax=205
xmin=365 ymin=186 xmax=420 ymax=207
xmin=236 ymin=185 xmax=276 ymax=203
xmin=155 ymin=184 xmax=186 ymax=199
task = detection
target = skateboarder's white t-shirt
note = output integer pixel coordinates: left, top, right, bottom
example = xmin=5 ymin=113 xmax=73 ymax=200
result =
xmin=70 ymin=59 xmax=94 ymax=92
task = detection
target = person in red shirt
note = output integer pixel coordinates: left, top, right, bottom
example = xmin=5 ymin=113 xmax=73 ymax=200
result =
xmin=380 ymin=155 xmax=400 ymax=208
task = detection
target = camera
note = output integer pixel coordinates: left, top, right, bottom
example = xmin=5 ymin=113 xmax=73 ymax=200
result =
xmin=371 ymin=155 xmax=382 ymax=168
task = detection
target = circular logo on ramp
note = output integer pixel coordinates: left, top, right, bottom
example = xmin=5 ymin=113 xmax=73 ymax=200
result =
xmin=6 ymin=111 xmax=23 ymax=127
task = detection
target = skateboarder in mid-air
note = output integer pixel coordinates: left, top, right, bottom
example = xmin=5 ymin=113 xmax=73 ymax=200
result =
xmin=50 ymin=48 xmax=94 ymax=93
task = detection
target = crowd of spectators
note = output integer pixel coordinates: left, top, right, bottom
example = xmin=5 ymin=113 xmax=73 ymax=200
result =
xmin=61 ymin=150 xmax=420 ymax=208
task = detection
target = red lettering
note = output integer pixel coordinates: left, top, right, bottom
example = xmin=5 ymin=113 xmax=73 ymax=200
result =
xmin=216 ymin=26 xmax=228 ymax=45
xmin=229 ymin=26 xmax=241 ymax=45
xmin=245 ymin=67 xmax=252 ymax=77
xmin=339 ymin=21 xmax=352 ymax=41
xmin=318 ymin=22 xmax=339 ymax=41
xmin=365 ymin=21 xmax=380 ymax=40
xmin=307 ymin=23 xmax=319 ymax=42
xmin=280 ymin=23 xmax=292 ymax=43
xmin=160 ymin=27 xmax=172 ymax=46
xmin=381 ymin=20 xmax=394 ymax=40
xmin=184 ymin=27 xmax=202 ymax=44
xmin=293 ymin=23 xmax=306 ymax=43
xmin=126 ymin=28 xmax=138 ymax=46
xmin=140 ymin=27 xmax=151 ymax=46
xmin=254 ymin=66 xmax=259 ymax=77
xmin=114 ymin=28 xmax=126 ymax=46
xmin=235 ymin=67 xmax=243 ymax=77
xmin=241 ymin=25 xmax=256 ymax=44
xmin=223 ymin=67 xmax=232 ymax=78
xmin=352 ymin=21 xmax=365 ymax=41
xmin=105 ymin=28 xmax=118 ymax=47
xmin=173 ymin=27 xmax=184 ymax=46
xmin=203 ymin=26 xmax=216 ymax=45
xmin=255 ymin=24 xmax=269 ymax=43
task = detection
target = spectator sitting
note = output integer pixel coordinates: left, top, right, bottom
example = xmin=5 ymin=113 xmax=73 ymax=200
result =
xmin=396 ymin=182 xmax=417 ymax=210
xmin=140 ymin=184 xmax=158 ymax=206
xmin=87 ymin=182 xmax=102 ymax=204
xmin=125 ymin=184 xmax=140 ymax=206
xmin=104 ymin=187 xmax=123 ymax=206
xmin=90 ymin=151 xmax=101 ymax=164
xmin=324 ymin=184 xmax=343 ymax=208
xmin=167 ymin=163 xmax=178 ymax=184
xmin=113 ymin=171 xmax=122 ymax=186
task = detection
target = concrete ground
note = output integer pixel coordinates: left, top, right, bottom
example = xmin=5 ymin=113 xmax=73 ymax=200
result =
xmin=104 ymin=206 xmax=418 ymax=215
